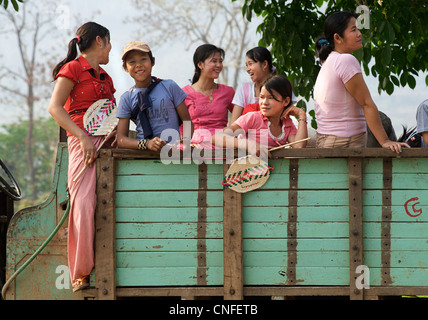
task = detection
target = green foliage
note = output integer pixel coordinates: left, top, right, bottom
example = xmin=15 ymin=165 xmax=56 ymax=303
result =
xmin=240 ymin=0 xmax=428 ymax=106
xmin=0 ymin=117 xmax=59 ymax=207
xmin=0 ymin=0 xmax=23 ymax=11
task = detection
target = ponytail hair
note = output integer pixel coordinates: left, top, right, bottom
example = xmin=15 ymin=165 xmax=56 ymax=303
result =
xmin=315 ymin=11 xmax=358 ymax=63
xmin=262 ymin=74 xmax=293 ymax=109
xmin=246 ymin=46 xmax=275 ymax=74
xmin=192 ymin=44 xmax=225 ymax=84
xmin=52 ymin=22 xmax=110 ymax=81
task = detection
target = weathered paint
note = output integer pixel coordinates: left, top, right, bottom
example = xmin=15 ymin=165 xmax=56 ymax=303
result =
xmin=5 ymin=145 xmax=428 ymax=299
xmin=5 ymin=143 xmax=74 ymax=300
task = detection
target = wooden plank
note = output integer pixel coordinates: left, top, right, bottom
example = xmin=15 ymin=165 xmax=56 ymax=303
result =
xmin=243 ymin=190 xmax=350 ymax=207
xmin=243 ymin=222 xmax=348 ymax=238
xmin=363 ymin=206 xmax=428 ymax=222
xmin=243 ymin=286 xmax=349 ymax=297
xmin=364 ymin=251 xmax=428 ymax=268
xmin=116 ymin=222 xmax=223 ymax=239
xmin=116 ymin=286 xmax=223 ymax=298
xmin=243 ymin=251 xmax=348 ymax=267
xmin=111 ymin=146 xmax=428 ymax=160
xmin=244 ymin=238 xmax=350 ymax=251
xmin=115 ymin=191 xmax=223 ymax=207
xmin=116 ymin=238 xmax=223 ymax=252
xmin=116 ymin=252 xmax=223 ymax=268
xmin=223 ymin=162 xmax=243 ymax=300
xmin=364 ymin=222 xmax=428 ymax=238
xmin=115 ymin=207 xmax=223 ymax=222
xmin=391 ymin=158 xmax=428 ymax=173
xmin=244 ymin=206 xmax=348 ymax=222
xmin=116 ymin=174 xmax=199 ymax=191
xmin=244 ymin=266 xmax=349 ymax=285
xmin=116 ymin=159 xmax=199 ymax=175
xmin=116 ymin=267 xmax=223 ymax=286
xmin=348 ymin=157 xmax=364 ymax=300
xmin=271 ymin=147 xmax=428 ymax=159
xmin=357 ymin=268 xmax=428 ymax=287
xmin=95 ymin=149 xmax=116 ymax=300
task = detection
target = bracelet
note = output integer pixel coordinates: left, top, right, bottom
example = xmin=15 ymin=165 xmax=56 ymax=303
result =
xmin=298 ymin=118 xmax=307 ymax=123
xmin=138 ymin=139 xmax=148 ymax=150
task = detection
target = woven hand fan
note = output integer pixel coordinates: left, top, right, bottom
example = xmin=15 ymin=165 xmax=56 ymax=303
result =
xmin=84 ymin=98 xmax=118 ymax=136
xmin=222 ymin=137 xmax=310 ymax=193
xmin=72 ymin=98 xmax=118 ymax=183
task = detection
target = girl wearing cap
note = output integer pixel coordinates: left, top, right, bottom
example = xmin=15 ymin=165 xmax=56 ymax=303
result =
xmin=212 ymin=75 xmax=307 ymax=156
xmin=181 ymin=44 xmax=234 ymax=148
xmin=117 ymin=41 xmax=193 ymax=151
xmin=48 ymin=22 xmax=116 ymax=292
xmin=314 ymin=11 xmax=409 ymax=152
xmin=229 ymin=46 xmax=297 ymax=124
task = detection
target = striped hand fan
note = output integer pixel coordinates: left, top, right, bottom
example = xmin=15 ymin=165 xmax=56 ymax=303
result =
xmin=72 ymin=98 xmax=118 ymax=183
xmin=222 ymin=137 xmax=310 ymax=193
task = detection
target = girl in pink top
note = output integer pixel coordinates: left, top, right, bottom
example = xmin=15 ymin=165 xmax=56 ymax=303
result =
xmin=182 ymin=44 xmax=234 ymax=147
xmin=314 ymin=11 xmax=409 ymax=152
xmin=212 ymin=75 xmax=308 ymax=157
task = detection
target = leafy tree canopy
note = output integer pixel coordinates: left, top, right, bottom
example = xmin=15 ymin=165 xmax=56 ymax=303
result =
xmin=239 ymin=0 xmax=428 ymax=109
xmin=1 ymin=0 xmax=22 ymax=11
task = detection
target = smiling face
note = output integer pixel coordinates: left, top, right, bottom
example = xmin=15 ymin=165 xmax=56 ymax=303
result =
xmin=245 ymin=56 xmax=271 ymax=84
xmin=124 ymin=50 xmax=155 ymax=88
xmin=199 ymin=51 xmax=223 ymax=80
xmin=259 ymin=87 xmax=290 ymax=118
xmin=334 ymin=17 xmax=362 ymax=54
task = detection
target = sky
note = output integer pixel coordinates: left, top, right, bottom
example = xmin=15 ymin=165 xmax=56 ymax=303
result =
xmin=1 ymin=0 xmax=427 ymax=137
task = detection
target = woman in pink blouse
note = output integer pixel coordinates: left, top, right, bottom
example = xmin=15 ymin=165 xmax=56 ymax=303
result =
xmin=314 ymin=11 xmax=408 ymax=152
xmin=182 ymin=44 xmax=235 ymax=147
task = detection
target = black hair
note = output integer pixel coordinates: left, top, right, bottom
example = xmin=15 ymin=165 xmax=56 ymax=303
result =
xmin=315 ymin=11 xmax=358 ymax=63
xmin=52 ymin=22 xmax=110 ymax=81
xmin=246 ymin=46 xmax=275 ymax=73
xmin=192 ymin=44 xmax=225 ymax=84
xmin=261 ymin=74 xmax=293 ymax=109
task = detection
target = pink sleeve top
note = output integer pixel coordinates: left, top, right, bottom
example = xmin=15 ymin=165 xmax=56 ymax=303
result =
xmin=234 ymin=111 xmax=297 ymax=148
xmin=182 ymin=84 xmax=234 ymax=144
xmin=313 ymin=51 xmax=366 ymax=138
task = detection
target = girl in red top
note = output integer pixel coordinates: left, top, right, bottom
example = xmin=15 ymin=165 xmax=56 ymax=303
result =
xmin=48 ymin=22 xmax=116 ymax=292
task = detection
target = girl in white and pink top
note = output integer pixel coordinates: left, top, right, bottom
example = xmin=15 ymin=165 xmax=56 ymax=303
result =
xmin=314 ymin=11 xmax=409 ymax=152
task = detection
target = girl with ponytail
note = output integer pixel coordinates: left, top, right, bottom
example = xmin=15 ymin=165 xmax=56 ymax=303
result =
xmin=313 ymin=12 xmax=409 ymax=152
xmin=48 ymin=22 xmax=116 ymax=292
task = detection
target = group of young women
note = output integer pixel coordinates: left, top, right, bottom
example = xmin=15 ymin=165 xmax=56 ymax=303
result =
xmin=48 ymin=11 xmax=409 ymax=292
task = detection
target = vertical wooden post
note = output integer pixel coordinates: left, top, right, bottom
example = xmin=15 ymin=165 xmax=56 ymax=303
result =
xmin=197 ymin=163 xmax=208 ymax=288
xmin=348 ymin=157 xmax=364 ymax=300
xmin=381 ymin=158 xmax=392 ymax=286
xmin=95 ymin=149 xmax=116 ymax=300
xmin=287 ymin=159 xmax=299 ymax=285
xmin=223 ymin=162 xmax=243 ymax=300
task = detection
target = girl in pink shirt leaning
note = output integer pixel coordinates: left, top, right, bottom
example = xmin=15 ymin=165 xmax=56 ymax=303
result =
xmin=314 ymin=11 xmax=409 ymax=152
xmin=212 ymin=75 xmax=307 ymax=157
xmin=182 ymin=44 xmax=235 ymax=147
